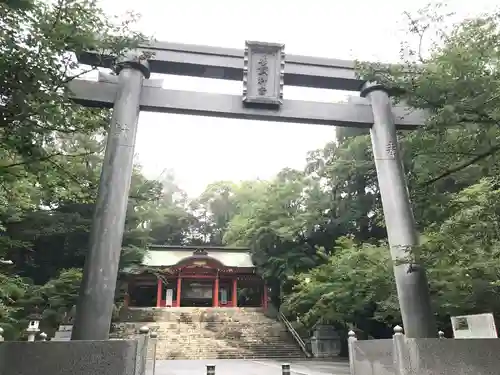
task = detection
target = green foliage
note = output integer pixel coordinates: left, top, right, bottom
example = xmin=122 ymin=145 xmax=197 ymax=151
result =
xmin=282 ymin=238 xmax=396 ymax=327
xmin=0 ymin=273 xmax=28 ymax=338
xmin=0 ymin=0 xmax=153 ymax=337
xmin=279 ymin=6 xmax=500 ymax=336
xmin=21 ymin=268 xmax=82 ymax=336
xmin=223 ymin=6 xmax=500 ymax=338
xmin=421 ymin=177 xmax=500 ymax=318
xmin=224 ymin=170 xmax=328 ymax=304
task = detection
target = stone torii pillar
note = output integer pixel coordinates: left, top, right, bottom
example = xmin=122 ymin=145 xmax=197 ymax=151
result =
xmin=71 ymin=52 xmax=150 ymax=340
xmin=361 ymin=82 xmax=437 ymax=338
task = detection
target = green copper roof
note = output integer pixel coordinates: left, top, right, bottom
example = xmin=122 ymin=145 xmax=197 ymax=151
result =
xmin=141 ymin=246 xmax=255 ymax=268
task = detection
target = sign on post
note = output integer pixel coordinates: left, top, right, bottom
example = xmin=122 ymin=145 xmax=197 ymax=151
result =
xmin=451 ymin=313 xmax=498 ymax=339
xmin=166 ymin=289 xmax=173 ymax=307
xmin=52 ymin=324 xmax=73 ymax=341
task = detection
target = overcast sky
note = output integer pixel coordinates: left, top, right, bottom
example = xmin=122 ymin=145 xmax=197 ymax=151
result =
xmin=98 ymin=0 xmax=498 ymax=197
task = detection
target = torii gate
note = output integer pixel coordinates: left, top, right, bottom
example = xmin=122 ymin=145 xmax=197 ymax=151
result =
xmin=69 ymin=41 xmax=436 ymax=341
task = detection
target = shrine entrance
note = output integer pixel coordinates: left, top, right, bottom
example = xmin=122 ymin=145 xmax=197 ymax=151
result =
xmin=181 ymin=280 xmax=213 ymax=307
xmin=129 ymin=284 xmax=156 ymax=307
xmin=70 ymin=40 xmax=437 ymax=340
xmin=124 ymin=245 xmax=269 ymax=309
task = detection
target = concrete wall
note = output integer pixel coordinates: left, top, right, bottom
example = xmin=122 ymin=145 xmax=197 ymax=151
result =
xmin=350 ymin=334 xmax=500 ymax=375
xmin=0 ymin=337 xmax=148 ymax=375
xmin=405 ymin=338 xmax=500 ymax=375
xmin=352 ymin=339 xmax=395 ymax=375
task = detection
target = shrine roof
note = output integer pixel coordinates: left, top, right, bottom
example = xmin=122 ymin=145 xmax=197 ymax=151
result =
xmin=141 ymin=245 xmax=255 ymax=268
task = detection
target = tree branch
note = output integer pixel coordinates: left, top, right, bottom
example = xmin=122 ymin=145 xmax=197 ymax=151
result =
xmin=415 ymin=151 xmax=483 ymax=157
xmin=421 ymin=144 xmax=500 ymax=186
xmin=0 ymin=151 xmax=98 ymax=170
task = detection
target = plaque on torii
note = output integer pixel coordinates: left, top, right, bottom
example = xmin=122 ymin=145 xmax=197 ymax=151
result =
xmin=243 ymin=41 xmax=285 ymax=107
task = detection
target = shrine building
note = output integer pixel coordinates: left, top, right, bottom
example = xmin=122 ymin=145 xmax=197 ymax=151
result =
xmin=125 ymin=245 xmax=268 ymax=308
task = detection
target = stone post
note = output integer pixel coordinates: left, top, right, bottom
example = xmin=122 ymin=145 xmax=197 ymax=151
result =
xmin=0 ymin=327 xmax=4 ymax=341
xmin=392 ymin=325 xmax=408 ymax=375
xmin=150 ymin=331 xmax=158 ymax=375
xmin=361 ymin=82 xmax=436 ymax=338
xmin=281 ymin=364 xmax=290 ymax=375
xmin=71 ymin=52 xmax=150 ymax=340
xmin=347 ymin=330 xmax=357 ymax=375
xmin=136 ymin=326 xmax=150 ymax=375
xmin=206 ymin=364 xmax=215 ymax=375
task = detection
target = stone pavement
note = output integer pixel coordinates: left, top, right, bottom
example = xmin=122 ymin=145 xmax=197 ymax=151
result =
xmin=154 ymin=359 xmax=350 ymax=375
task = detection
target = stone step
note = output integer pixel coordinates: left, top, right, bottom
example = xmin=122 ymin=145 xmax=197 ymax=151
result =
xmin=119 ymin=307 xmax=270 ymax=322
xmin=113 ymin=307 xmax=308 ymax=360
xmin=156 ymin=355 xmax=305 ymax=360
xmin=153 ymin=350 xmax=306 ymax=356
xmin=155 ymin=353 xmax=306 ymax=360
xmin=152 ymin=344 xmax=305 ymax=351
xmin=154 ymin=331 xmax=289 ymax=340
xmin=153 ymin=345 xmax=304 ymax=351
xmin=155 ymin=346 xmax=299 ymax=351
xmin=153 ymin=351 xmax=306 ymax=358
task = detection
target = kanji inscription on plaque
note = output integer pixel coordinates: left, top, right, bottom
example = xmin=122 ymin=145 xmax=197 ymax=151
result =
xmin=243 ymin=41 xmax=285 ymax=106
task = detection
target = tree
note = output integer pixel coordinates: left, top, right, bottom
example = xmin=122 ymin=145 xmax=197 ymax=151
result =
xmin=148 ymin=172 xmax=198 ymax=245
xmin=0 ymin=0 xmax=151 ymax=337
xmin=283 ymin=177 xmax=500 ymax=336
xmin=358 ymin=6 xmax=500 ymax=196
xmin=421 ymin=177 xmax=500 ymax=321
xmin=282 ymin=238 xmax=397 ymax=336
xmin=224 ymin=170 xmax=328 ymax=305
xmin=191 ymin=181 xmax=238 ymax=245
xmin=279 ymin=6 xmax=500 ymax=336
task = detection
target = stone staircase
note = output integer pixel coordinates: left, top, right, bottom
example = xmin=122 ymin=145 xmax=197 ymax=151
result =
xmin=111 ymin=307 xmax=307 ymax=360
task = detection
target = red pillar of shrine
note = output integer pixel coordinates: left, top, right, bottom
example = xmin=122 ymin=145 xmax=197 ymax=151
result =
xmin=156 ymin=278 xmax=162 ymax=307
xmin=213 ymin=276 xmax=219 ymax=307
xmin=232 ymin=278 xmax=238 ymax=307
xmin=176 ymin=276 xmax=182 ymax=307
xmin=262 ymin=283 xmax=268 ymax=309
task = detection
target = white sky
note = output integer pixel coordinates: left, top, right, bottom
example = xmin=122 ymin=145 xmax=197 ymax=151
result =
xmin=98 ymin=0 xmax=498 ymax=197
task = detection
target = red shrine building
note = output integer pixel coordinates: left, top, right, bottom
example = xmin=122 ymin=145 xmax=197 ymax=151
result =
xmin=125 ymin=246 xmax=268 ymax=308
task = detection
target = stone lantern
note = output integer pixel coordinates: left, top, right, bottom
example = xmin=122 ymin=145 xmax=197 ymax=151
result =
xmin=26 ymin=311 xmax=42 ymax=342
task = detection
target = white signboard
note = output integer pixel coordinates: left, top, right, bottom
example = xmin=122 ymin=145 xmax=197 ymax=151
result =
xmin=451 ymin=313 xmax=498 ymax=339
xmin=220 ymin=288 xmax=227 ymax=304
xmin=166 ymin=289 xmax=173 ymax=307
xmin=52 ymin=324 xmax=73 ymax=341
